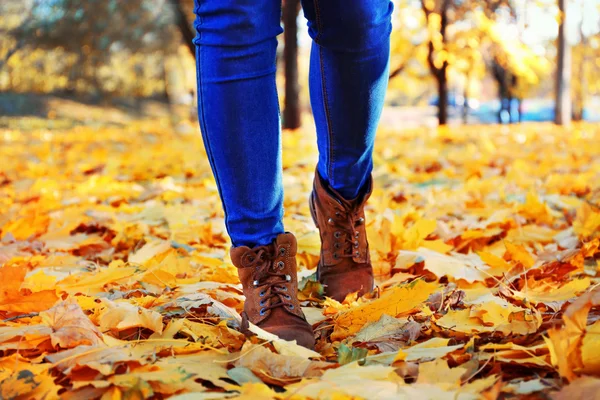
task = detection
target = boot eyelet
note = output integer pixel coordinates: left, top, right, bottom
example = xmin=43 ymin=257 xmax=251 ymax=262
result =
xmin=259 ymin=308 xmax=266 ymax=316
xmin=284 ymin=294 xmax=291 ymax=300
xmin=354 ymin=232 xmax=359 ymax=238
xmin=279 ymin=247 xmax=286 ymax=256
xmin=334 ymin=231 xmax=341 ymax=238
xmin=285 ymin=274 xmax=291 ymax=282
xmin=287 ymin=304 xmax=294 ymax=310
xmin=334 ymin=243 xmax=340 ymax=249
xmin=281 ymin=286 xmax=288 ymax=292
xmin=357 ymin=218 xmax=365 ymax=225
xmin=335 ymin=212 xmax=341 ymax=217
xmin=328 ymin=218 xmax=334 ymax=225
xmin=259 ymin=290 xmax=265 ymax=297
xmin=252 ymin=280 xmax=260 ymax=287
xmin=354 ymin=241 xmax=359 ymax=248
xmin=333 ymin=253 xmax=339 ymax=259
xmin=277 ymin=261 xmax=285 ymax=269
xmin=259 ymin=299 xmax=266 ymax=307
xmin=355 ymin=251 xmax=360 ymax=257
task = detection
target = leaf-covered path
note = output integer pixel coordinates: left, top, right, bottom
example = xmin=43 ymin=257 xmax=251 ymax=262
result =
xmin=1 ymin=120 xmax=599 ymax=399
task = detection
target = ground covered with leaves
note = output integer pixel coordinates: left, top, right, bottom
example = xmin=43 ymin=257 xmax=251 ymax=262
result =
xmin=1 ymin=120 xmax=600 ymax=399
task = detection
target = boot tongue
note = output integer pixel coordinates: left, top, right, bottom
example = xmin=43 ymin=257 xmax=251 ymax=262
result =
xmin=230 ymin=246 xmax=251 ymax=268
xmin=275 ymin=232 xmax=297 ymax=256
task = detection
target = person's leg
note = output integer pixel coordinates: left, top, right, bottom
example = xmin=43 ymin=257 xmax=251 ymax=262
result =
xmin=193 ymin=0 xmax=284 ymax=248
xmin=193 ymin=0 xmax=314 ymax=350
xmin=303 ymin=0 xmax=393 ymax=301
xmin=301 ymin=0 xmax=393 ymax=200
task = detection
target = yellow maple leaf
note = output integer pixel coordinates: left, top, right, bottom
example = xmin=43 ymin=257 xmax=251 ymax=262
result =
xmin=1 ymin=211 xmax=50 ymax=241
xmin=548 ymin=287 xmax=600 ymax=381
xmin=573 ymin=203 xmax=600 ymax=240
xmin=332 ymin=280 xmax=438 ymax=340
xmin=504 ymin=241 xmax=535 ymax=268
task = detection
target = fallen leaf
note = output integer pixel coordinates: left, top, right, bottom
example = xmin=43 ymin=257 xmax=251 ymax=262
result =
xmin=39 ymin=299 xmax=103 ymax=348
xmin=98 ymin=299 xmax=164 ymax=334
xmin=234 ymin=343 xmax=331 ymax=385
xmin=332 ymin=280 xmax=438 ymax=340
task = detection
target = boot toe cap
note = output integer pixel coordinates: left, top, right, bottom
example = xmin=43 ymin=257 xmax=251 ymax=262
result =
xmin=268 ymin=324 xmax=315 ymax=350
xmin=260 ymin=313 xmax=315 ymax=350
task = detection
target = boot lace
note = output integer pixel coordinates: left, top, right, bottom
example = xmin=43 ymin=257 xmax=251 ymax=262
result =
xmin=327 ymin=207 xmax=365 ymax=260
xmin=245 ymin=246 xmax=294 ymax=316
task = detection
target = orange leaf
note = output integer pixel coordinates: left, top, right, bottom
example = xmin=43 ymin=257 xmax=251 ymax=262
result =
xmin=0 ymin=265 xmax=58 ymax=313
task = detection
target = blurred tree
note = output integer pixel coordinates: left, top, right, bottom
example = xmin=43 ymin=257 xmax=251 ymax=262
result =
xmin=417 ymin=0 xmax=517 ymax=125
xmin=420 ymin=0 xmax=451 ymax=125
xmin=484 ymin=12 xmax=550 ymax=124
xmin=171 ymin=0 xmax=196 ymax=58
xmin=387 ymin=1 xmax=432 ymax=107
xmin=555 ymin=0 xmax=571 ymax=125
xmin=571 ymin=0 xmax=600 ymax=121
xmin=390 ymin=0 xmax=549 ymax=124
xmin=1 ymin=0 xmax=180 ymax=97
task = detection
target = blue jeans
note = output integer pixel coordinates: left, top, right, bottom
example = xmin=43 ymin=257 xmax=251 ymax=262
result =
xmin=193 ymin=0 xmax=392 ymax=247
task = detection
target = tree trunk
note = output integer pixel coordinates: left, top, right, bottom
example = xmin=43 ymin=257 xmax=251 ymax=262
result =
xmin=172 ymin=0 xmax=196 ymax=58
xmin=437 ymin=70 xmax=448 ymax=125
xmin=555 ymin=0 xmax=571 ymax=125
xmin=421 ymin=0 xmax=450 ymax=125
xmin=437 ymin=0 xmax=450 ymax=125
xmin=283 ymin=0 xmax=301 ymax=129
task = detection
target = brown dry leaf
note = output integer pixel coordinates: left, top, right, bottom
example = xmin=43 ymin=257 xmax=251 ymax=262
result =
xmin=39 ymin=299 xmax=103 ymax=348
xmin=234 ymin=343 xmax=332 ymax=386
xmin=177 ymin=319 xmax=245 ymax=349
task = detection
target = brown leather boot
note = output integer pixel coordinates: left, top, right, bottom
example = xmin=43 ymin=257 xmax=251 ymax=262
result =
xmin=230 ymin=232 xmax=315 ymax=350
xmin=310 ymin=170 xmax=374 ymax=302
